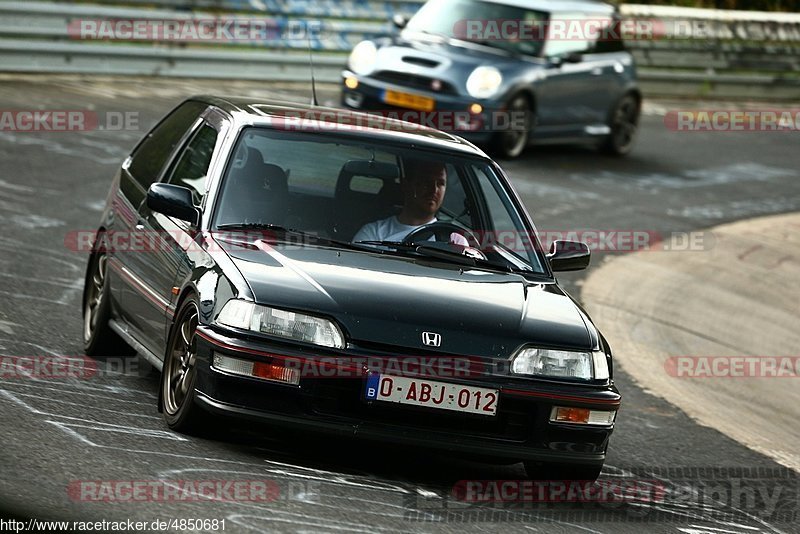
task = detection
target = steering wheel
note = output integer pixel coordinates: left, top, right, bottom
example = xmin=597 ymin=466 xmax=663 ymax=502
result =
xmin=402 ymin=221 xmax=482 ymax=249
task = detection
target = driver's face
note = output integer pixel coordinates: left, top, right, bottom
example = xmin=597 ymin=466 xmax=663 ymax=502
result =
xmin=404 ymin=165 xmax=447 ymax=217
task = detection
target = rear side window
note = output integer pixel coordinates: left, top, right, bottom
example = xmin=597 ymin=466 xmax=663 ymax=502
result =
xmin=543 ymin=13 xmax=593 ymax=58
xmin=129 ymin=101 xmax=206 ymax=188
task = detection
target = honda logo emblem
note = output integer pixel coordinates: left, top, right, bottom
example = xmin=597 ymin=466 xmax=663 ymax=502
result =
xmin=421 ymin=331 xmax=442 ymax=347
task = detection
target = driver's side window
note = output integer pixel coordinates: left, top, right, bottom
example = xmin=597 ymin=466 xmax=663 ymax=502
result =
xmin=543 ymin=12 xmax=593 ymax=58
xmin=439 ymin=164 xmax=471 ymax=227
xmin=164 ymin=124 xmax=218 ymax=204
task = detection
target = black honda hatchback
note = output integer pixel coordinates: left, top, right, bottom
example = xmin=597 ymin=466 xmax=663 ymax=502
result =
xmin=82 ymin=96 xmax=621 ymax=480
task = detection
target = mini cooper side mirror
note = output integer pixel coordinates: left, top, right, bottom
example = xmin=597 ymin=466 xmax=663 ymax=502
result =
xmin=550 ymin=52 xmax=583 ymax=68
xmin=547 ymin=240 xmax=590 ymax=271
xmin=147 ymin=183 xmax=199 ymax=225
xmin=392 ymin=13 xmax=409 ymax=29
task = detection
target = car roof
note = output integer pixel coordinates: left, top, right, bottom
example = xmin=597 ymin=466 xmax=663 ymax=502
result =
xmin=482 ymin=0 xmax=615 ymax=15
xmin=192 ymin=95 xmax=489 ymax=158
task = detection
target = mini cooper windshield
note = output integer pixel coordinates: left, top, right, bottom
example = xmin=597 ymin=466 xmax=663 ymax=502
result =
xmin=213 ymin=128 xmax=546 ymax=274
xmin=405 ymin=0 xmax=548 ymax=57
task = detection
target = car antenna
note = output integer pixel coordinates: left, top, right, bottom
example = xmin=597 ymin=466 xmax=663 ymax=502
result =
xmin=307 ymin=30 xmax=318 ymax=106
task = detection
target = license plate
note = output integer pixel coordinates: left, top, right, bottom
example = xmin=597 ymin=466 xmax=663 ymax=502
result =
xmin=383 ymin=89 xmax=435 ymax=112
xmin=365 ymin=374 xmax=498 ymax=416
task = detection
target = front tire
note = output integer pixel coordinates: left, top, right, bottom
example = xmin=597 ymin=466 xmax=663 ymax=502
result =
xmin=491 ymin=94 xmax=532 ymax=159
xmin=161 ymin=298 xmax=203 ymax=433
xmin=600 ymin=93 xmax=639 ymax=156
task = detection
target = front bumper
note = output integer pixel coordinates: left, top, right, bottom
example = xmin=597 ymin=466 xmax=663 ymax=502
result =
xmin=340 ymin=70 xmax=499 ymax=144
xmin=195 ymin=326 xmax=621 ymax=466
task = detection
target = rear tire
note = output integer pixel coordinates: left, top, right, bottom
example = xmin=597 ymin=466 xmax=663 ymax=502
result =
xmin=161 ymin=298 xmax=204 ymax=434
xmin=523 ymin=461 xmax=603 ymax=482
xmin=83 ymin=237 xmax=130 ymax=356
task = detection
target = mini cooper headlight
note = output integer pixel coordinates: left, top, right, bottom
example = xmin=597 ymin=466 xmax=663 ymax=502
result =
xmin=348 ymin=40 xmax=378 ymax=76
xmin=216 ymin=300 xmax=345 ymax=349
xmin=511 ymin=347 xmax=609 ymax=381
xmin=466 ymin=66 xmax=503 ymax=99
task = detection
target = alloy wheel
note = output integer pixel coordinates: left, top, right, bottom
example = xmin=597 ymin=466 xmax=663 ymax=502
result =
xmin=163 ymin=303 xmax=199 ymax=416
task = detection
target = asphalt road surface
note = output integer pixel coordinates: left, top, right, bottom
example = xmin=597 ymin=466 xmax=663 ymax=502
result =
xmin=0 ymin=76 xmax=798 ymax=533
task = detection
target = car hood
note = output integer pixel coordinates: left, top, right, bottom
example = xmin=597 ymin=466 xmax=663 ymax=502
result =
xmin=372 ymin=34 xmax=541 ymax=86
xmin=219 ymin=240 xmax=593 ymax=358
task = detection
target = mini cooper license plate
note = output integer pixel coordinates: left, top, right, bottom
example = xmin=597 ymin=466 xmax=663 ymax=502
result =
xmin=383 ymin=89 xmax=435 ymax=112
xmin=365 ymin=374 xmax=498 ymax=416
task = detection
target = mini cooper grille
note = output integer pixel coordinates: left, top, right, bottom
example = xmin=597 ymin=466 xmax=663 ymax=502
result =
xmin=372 ymin=71 xmax=458 ymax=95
xmin=306 ymin=379 xmax=532 ymax=441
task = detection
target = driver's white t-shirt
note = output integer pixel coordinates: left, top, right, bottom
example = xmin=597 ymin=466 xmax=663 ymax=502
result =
xmin=352 ymin=216 xmax=469 ymax=246
xmin=352 ymin=216 xmax=436 ymax=243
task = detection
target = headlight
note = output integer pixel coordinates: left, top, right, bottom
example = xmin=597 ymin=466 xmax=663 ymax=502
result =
xmin=510 ymin=347 xmax=609 ymax=380
xmin=466 ymin=66 xmax=502 ymax=99
xmin=216 ymin=300 xmax=345 ymax=349
xmin=348 ymin=41 xmax=378 ymax=75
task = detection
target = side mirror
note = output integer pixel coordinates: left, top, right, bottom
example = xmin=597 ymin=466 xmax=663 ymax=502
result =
xmin=147 ymin=183 xmax=199 ymax=225
xmin=392 ymin=14 xmax=409 ymax=29
xmin=549 ymin=52 xmax=583 ymax=67
xmin=547 ymin=240 xmax=590 ymax=271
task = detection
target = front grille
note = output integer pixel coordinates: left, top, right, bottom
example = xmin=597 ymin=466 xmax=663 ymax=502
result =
xmin=371 ymin=70 xmax=458 ymax=95
xmin=305 ymin=378 xmax=532 ymax=441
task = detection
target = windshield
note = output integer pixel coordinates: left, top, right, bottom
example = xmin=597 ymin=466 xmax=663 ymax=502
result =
xmin=213 ymin=127 xmax=547 ymax=274
xmin=405 ymin=0 xmax=548 ymax=57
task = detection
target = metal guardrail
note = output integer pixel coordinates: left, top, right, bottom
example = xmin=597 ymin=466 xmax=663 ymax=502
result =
xmin=66 ymin=0 xmax=426 ymax=22
xmin=0 ymin=1 xmax=799 ymax=100
xmin=0 ymin=39 xmax=345 ymax=81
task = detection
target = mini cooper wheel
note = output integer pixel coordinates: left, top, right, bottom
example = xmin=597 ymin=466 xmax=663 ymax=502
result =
xmin=83 ymin=239 xmax=128 ymax=356
xmin=524 ymin=461 xmax=603 ymax=482
xmin=491 ymin=94 xmax=532 ymax=159
xmin=601 ymin=94 xmax=639 ymax=156
xmin=161 ymin=299 xmax=203 ymax=432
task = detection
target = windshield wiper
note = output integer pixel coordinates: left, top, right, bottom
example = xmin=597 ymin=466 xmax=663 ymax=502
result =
xmin=416 ymin=244 xmax=515 ymax=272
xmin=409 ymin=29 xmax=449 ymax=41
xmin=215 ymin=223 xmax=371 ymax=251
xmin=356 ymin=240 xmax=516 ymax=272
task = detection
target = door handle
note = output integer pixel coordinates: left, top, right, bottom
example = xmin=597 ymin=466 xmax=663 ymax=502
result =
xmin=590 ymin=67 xmax=603 ymax=76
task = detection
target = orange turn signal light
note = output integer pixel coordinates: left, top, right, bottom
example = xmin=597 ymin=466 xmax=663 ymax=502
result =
xmin=553 ymin=407 xmax=591 ymax=424
xmin=253 ymin=362 xmax=299 ymax=384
